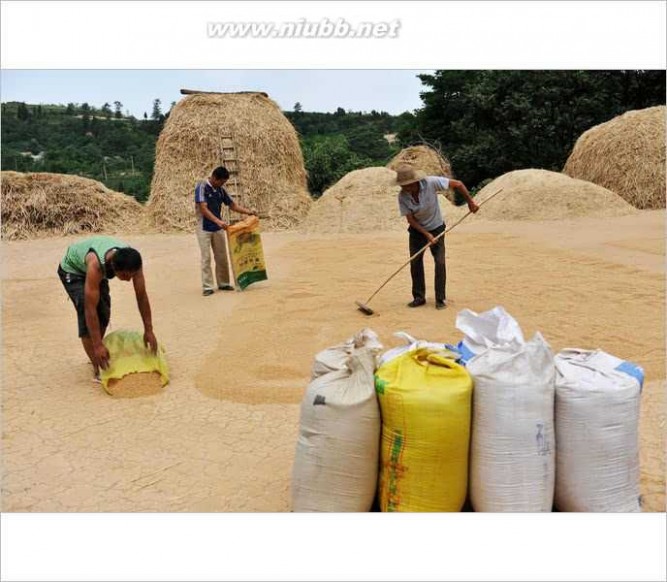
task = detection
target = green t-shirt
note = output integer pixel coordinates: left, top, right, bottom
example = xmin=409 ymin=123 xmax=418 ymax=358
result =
xmin=60 ymin=236 xmax=128 ymax=278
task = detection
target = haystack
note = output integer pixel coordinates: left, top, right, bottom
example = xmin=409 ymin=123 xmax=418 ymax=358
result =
xmin=387 ymin=144 xmax=455 ymax=202
xmin=303 ymin=167 xmax=468 ymax=235
xmin=474 ymin=169 xmax=638 ymax=221
xmin=1 ymin=171 xmax=148 ymax=241
xmin=147 ymin=92 xmax=312 ymax=231
xmin=387 ymin=145 xmax=453 ymax=177
xmin=563 ymin=106 xmax=666 ymax=209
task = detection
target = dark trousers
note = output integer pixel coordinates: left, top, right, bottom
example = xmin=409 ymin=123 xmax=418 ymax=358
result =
xmin=409 ymin=224 xmax=446 ymax=303
xmin=57 ymin=265 xmax=111 ymax=338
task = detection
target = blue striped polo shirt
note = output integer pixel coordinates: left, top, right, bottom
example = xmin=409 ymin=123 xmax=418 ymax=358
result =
xmin=194 ymin=180 xmax=233 ymax=232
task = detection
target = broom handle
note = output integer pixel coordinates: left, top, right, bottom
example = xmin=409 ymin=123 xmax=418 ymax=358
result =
xmin=363 ymin=188 xmax=503 ymax=305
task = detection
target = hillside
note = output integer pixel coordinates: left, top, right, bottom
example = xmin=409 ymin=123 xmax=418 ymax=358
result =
xmin=1 ymin=101 xmax=412 ymax=201
xmin=1 ymin=102 xmax=161 ymax=202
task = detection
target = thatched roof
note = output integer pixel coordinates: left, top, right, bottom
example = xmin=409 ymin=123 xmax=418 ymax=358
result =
xmin=563 ymin=106 xmax=666 ymax=209
xmin=475 ymin=169 xmax=638 ymax=221
xmin=1 ymin=171 xmax=148 ymax=240
xmin=147 ymin=92 xmax=312 ymax=231
xmin=302 ymin=167 xmax=467 ymax=234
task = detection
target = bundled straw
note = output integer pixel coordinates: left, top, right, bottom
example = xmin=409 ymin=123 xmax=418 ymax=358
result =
xmin=147 ymin=92 xmax=312 ymax=232
xmin=302 ymin=167 xmax=468 ymax=234
xmin=1 ymin=171 xmax=148 ymax=240
xmin=387 ymin=144 xmax=455 ymax=202
xmin=475 ymin=169 xmax=638 ymax=221
xmin=387 ymin=144 xmax=453 ymax=177
xmin=563 ymin=106 xmax=666 ymax=209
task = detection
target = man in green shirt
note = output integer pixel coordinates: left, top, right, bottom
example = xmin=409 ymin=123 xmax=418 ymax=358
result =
xmin=57 ymin=235 xmax=158 ymax=382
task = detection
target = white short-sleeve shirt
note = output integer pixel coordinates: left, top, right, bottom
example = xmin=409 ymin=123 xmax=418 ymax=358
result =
xmin=398 ymin=176 xmax=450 ymax=231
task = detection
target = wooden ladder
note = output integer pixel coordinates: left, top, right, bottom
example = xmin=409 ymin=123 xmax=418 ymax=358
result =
xmin=219 ymin=134 xmax=244 ymax=223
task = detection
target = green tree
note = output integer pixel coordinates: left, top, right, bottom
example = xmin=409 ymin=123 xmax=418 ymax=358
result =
xmin=101 ymin=102 xmax=112 ymax=119
xmin=113 ymin=101 xmax=123 ymax=119
xmin=302 ymin=134 xmax=372 ymax=197
xmin=345 ymin=124 xmax=394 ymax=161
xmin=16 ymin=102 xmax=30 ymax=121
xmin=80 ymin=102 xmax=91 ymax=126
xmin=411 ymin=70 xmax=666 ymax=188
xmin=151 ymin=99 xmax=162 ymax=120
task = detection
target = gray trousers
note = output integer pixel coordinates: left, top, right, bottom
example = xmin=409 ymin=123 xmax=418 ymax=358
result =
xmin=196 ymin=227 xmax=231 ymax=291
xmin=408 ymin=223 xmax=446 ymax=303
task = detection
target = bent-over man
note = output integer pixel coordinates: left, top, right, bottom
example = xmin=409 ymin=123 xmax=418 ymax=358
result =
xmin=57 ymin=235 xmax=157 ymax=381
xmin=395 ymin=164 xmax=479 ymax=310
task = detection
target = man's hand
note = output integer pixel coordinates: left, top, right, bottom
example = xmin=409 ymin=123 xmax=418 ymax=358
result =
xmin=93 ymin=343 xmax=110 ymax=370
xmin=426 ymin=233 xmax=437 ymax=246
xmin=247 ymin=209 xmax=258 ymax=216
xmin=468 ymin=201 xmax=480 ymax=214
xmin=144 ymin=330 xmax=158 ymax=353
xmin=217 ymin=219 xmax=228 ymax=230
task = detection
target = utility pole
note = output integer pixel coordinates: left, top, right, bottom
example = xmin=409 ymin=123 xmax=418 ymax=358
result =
xmin=102 ymin=158 xmax=108 ymax=181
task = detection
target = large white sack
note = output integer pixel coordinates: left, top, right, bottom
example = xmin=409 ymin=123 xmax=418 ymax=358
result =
xmin=459 ymin=307 xmax=556 ymax=512
xmin=554 ymin=349 xmax=643 ymax=512
xmin=292 ymin=347 xmax=380 ymax=512
xmin=311 ymin=328 xmax=382 ymax=379
xmin=456 ymin=305 xmax=525 ymax=364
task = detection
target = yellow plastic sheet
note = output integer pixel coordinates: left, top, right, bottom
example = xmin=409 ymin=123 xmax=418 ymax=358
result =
xmin=375 ymin=347 xmax=473 ymax=512
xmin=226 ymin=215 xmax=268 ymax=290
xmin=99 ymin=330 xmax=169 ymax=391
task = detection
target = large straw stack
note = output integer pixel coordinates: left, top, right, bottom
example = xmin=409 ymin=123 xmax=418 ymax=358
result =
xmin=474 ymin=169 xmax=638 ymax=221
xmin=147 ymin=92 xmax=312 ymax=231
xmin=563 ymin=106 xmax=666 ymax=209
xmin=303 ymin=167 xmax=468 ymax=234
xmin=387 ymin=144 xmax=455 ymax=202
xmin=1 ymin=171 xmax=147 ymax=240
xmin=387 ymin=144 xmax=452 ymax=177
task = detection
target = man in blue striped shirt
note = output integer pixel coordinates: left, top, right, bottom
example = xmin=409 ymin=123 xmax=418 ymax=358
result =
xmin=195 ymin=166 xmax=256 ymax=296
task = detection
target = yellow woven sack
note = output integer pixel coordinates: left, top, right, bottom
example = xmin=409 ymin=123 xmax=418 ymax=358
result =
xmin=226 ymin=215 xmax=268 ymax=290
xmin=99 ymin=330 xmax=169 ymax=393
xmin=375 ymin=347 xmax=472 ymax=512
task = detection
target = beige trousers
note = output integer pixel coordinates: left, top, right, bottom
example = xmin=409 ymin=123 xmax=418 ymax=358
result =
xmin=196 ymin=227 xmax=231 ymax=291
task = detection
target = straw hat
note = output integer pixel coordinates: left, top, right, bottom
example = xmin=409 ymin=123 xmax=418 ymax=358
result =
xmin=395 ymin=164 xmax=426 ymax=186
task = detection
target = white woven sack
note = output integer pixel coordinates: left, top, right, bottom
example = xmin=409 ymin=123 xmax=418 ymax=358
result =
xmin=311 ymin=328 xmax=382 ymax=379
xmin=460 ymin=307 xmax=556 ymax=512
xmin=554 ymin=349 xmax=642 ymax=512
xmin=456 ymin=306 xmax=525 ymax=363
xmin=292 ymin=347 xmax=380 ymax=512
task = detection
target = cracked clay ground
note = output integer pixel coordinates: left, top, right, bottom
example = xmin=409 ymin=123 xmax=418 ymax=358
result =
xmin=1 ymin=211 xmax=665 ymax=512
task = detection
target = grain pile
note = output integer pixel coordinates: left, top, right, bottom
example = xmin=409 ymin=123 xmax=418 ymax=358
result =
xmin=147 ymin=92 xmax=312 ymax=232
xmin=474 ymin=169 xmax=639 ymax=221
xmin=303 ymin=167 xmax=468 ymax=234
xmin=104 ymin=372 xmax=164 ymax=398
xmin=1 ymin=171 xmax=148 ymax=241
xmin=563 ymin=106 xmax=666 ymax=209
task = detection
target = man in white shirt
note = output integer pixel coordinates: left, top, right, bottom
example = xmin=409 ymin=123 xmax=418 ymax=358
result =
xmin=396 ymin=164 xmax=479 ymax=310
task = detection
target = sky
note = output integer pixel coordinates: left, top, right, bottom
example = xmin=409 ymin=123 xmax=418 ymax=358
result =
xmin=0 ymin=69 xmax=432 ymax=116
